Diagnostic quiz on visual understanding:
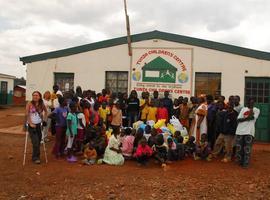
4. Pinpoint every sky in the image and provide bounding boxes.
[0,0,270,78]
